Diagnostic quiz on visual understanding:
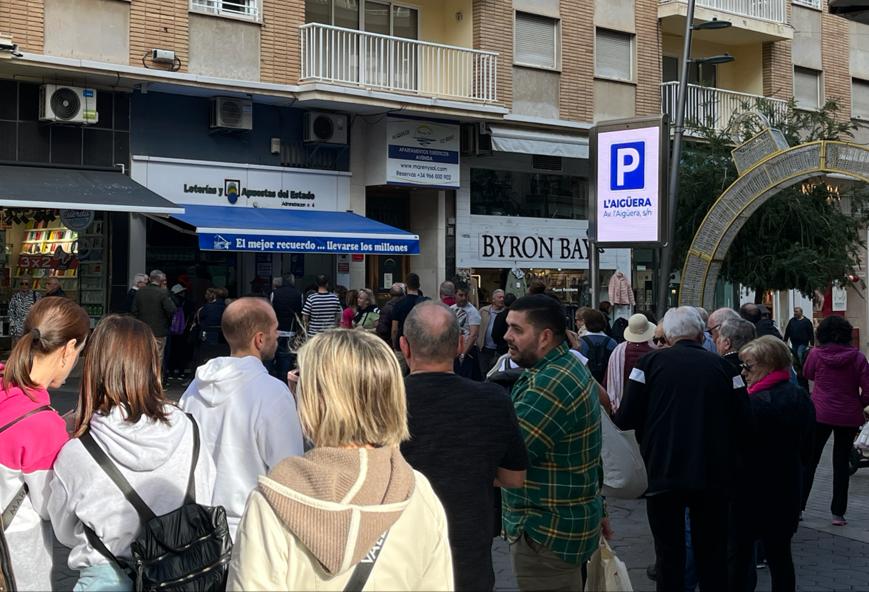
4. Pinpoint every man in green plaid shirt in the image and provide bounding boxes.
[501,294,603,591]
